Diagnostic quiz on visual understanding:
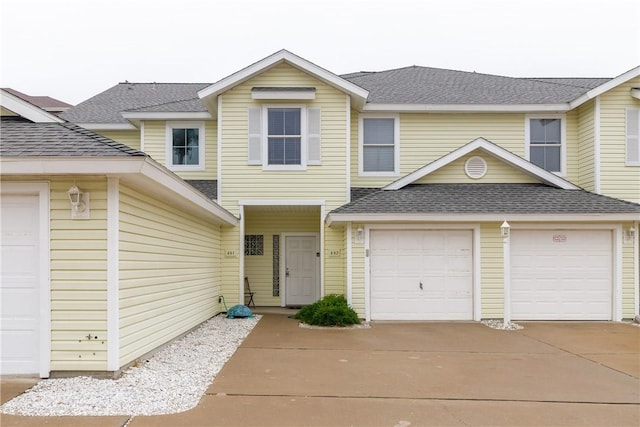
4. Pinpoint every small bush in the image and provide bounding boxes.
[295,294,361,327]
